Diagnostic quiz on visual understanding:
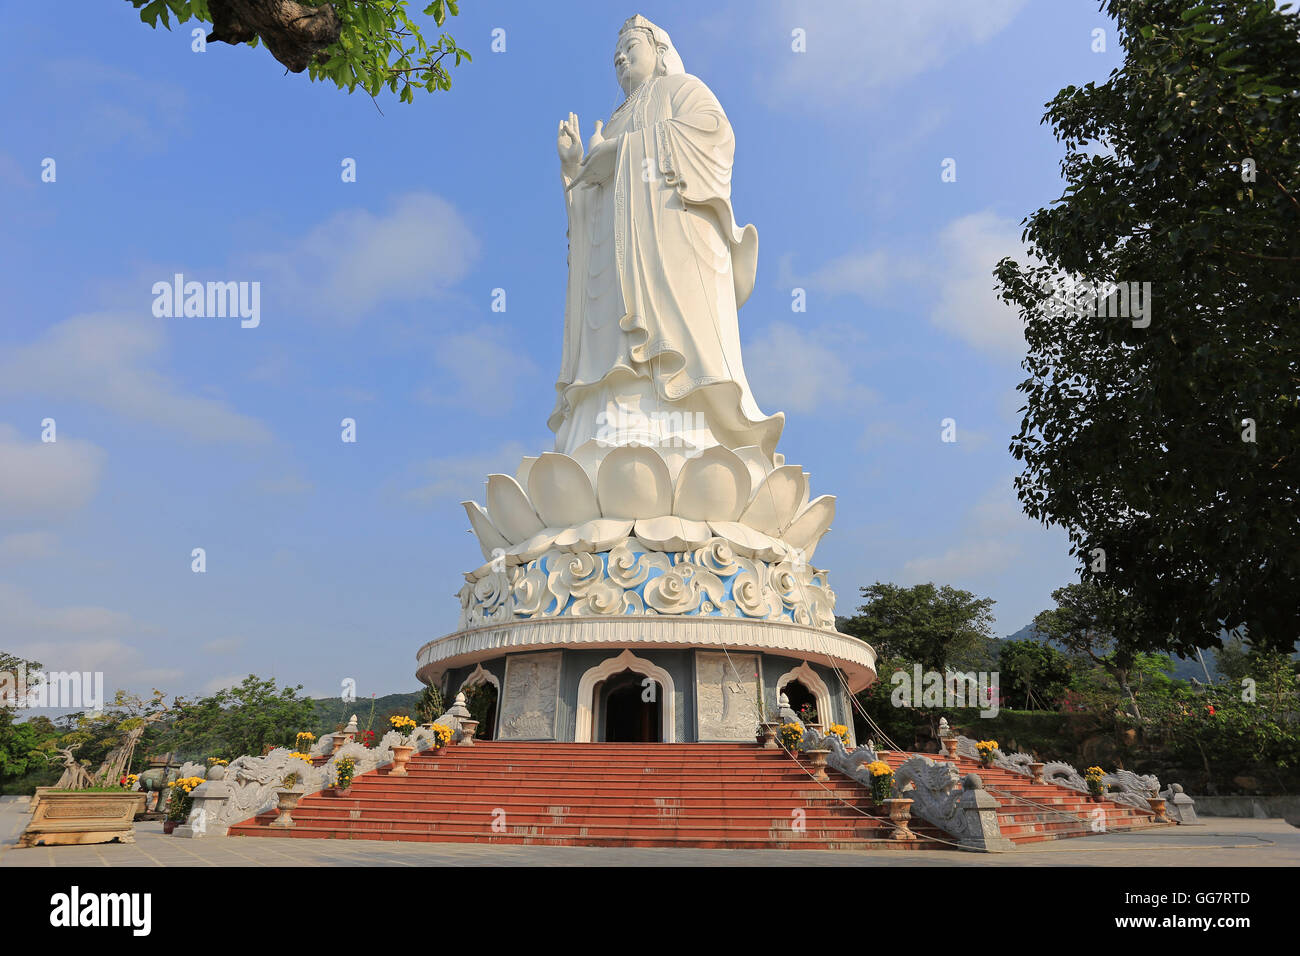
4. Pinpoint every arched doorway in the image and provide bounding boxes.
[776,662,845,742]
[575,649,676,743]
[598,669,663,742]
[783,679,817,723]
[459,663,500,740]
